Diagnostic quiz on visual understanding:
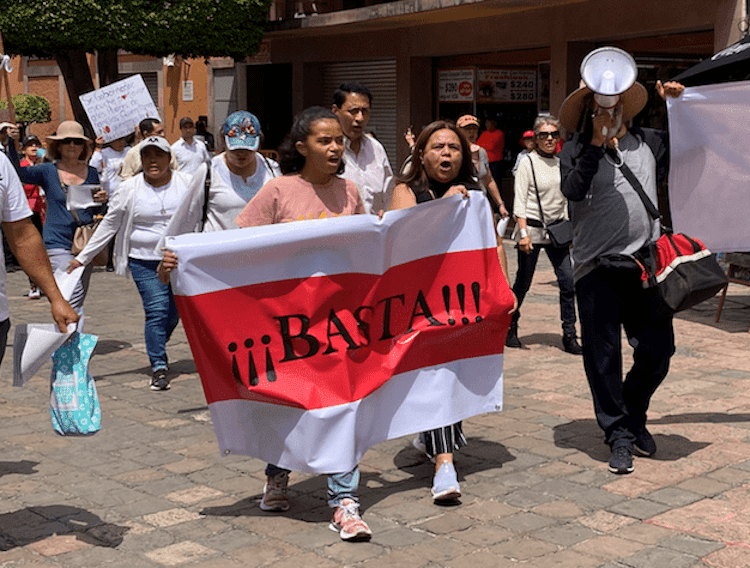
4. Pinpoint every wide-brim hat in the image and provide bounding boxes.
[559,81,648,133]
[47,121,91,143]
